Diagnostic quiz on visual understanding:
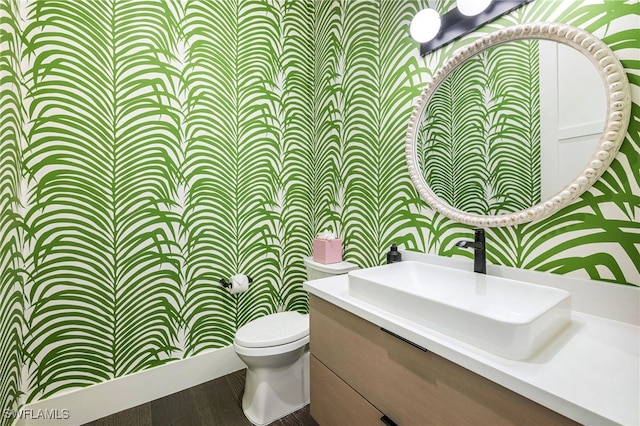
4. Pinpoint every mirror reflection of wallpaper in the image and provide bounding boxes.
[417,40,541,216]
